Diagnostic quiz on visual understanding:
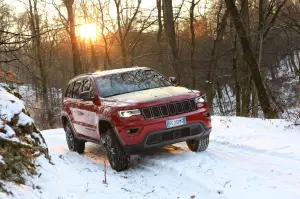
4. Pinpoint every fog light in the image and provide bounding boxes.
[126,128,140,135]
